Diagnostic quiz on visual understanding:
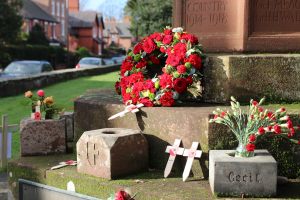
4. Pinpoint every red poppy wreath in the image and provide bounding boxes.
[115,27,206,107]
